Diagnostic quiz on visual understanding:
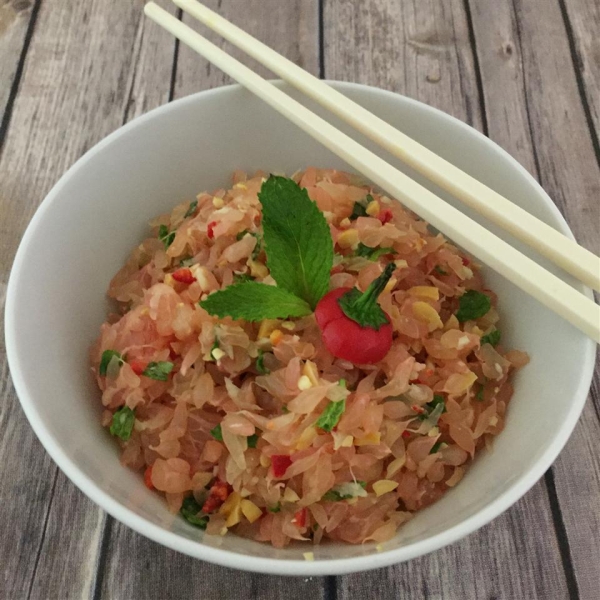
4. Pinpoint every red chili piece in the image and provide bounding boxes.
[144,465,154,490]
[378,208,393,224]
[315,263,395,364]
[411,405,425,414]
[292,508,307,528]
[172,267,196,284]
[462,257,470,266]
[402,430,411,439]
[202,480,231,513]
[271,454,292,478]
[129,359,146,376]
[207,221,217,239]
